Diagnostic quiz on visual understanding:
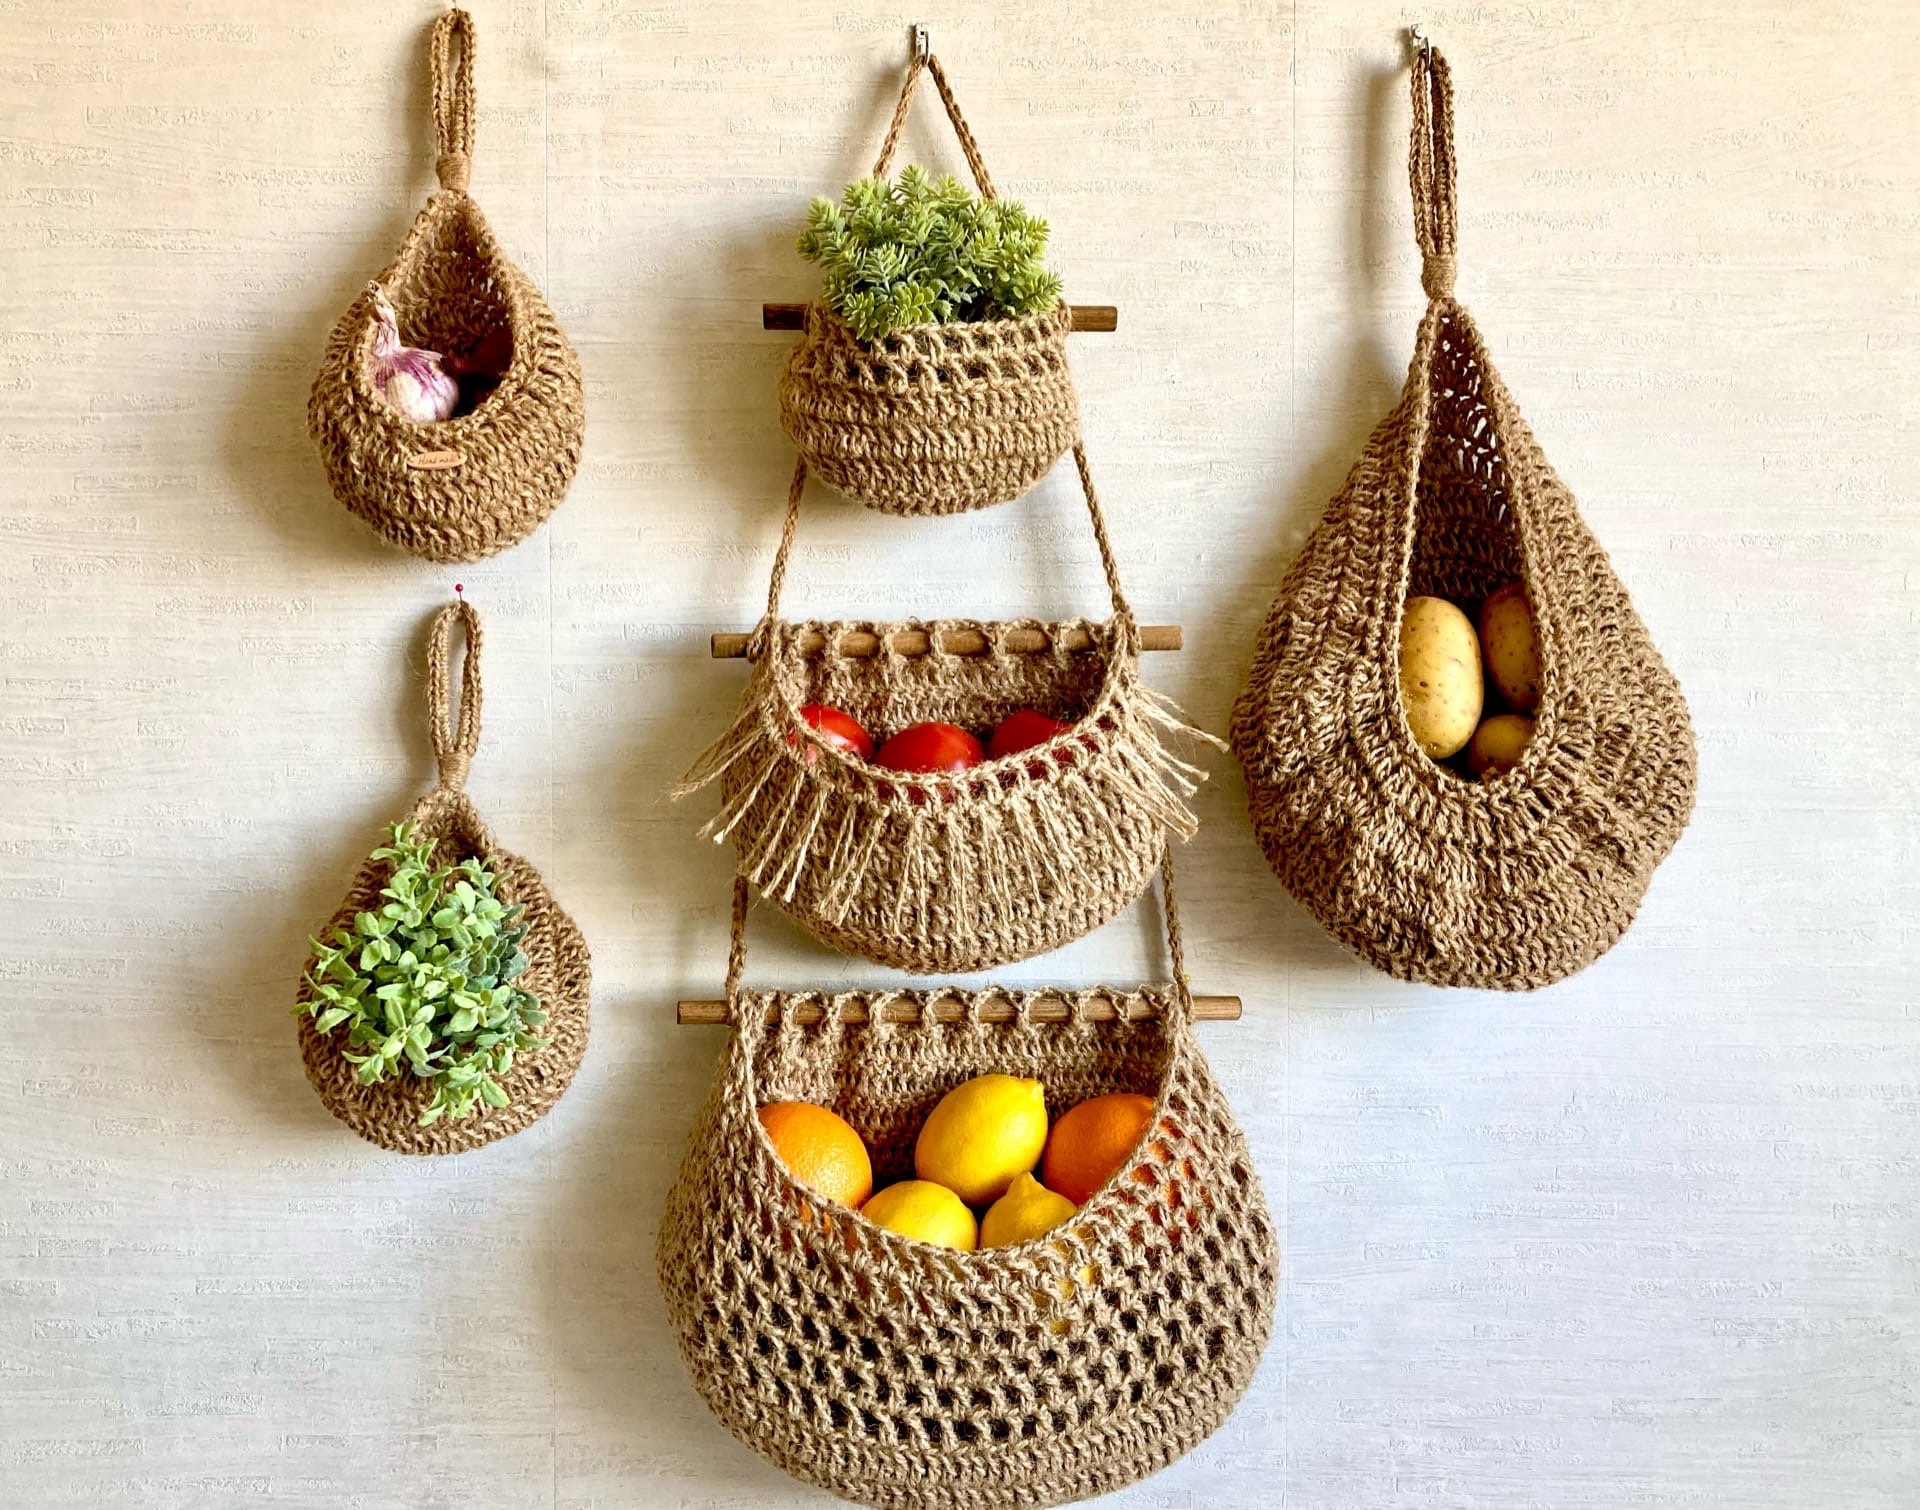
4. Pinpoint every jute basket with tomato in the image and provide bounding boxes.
[1231,41,1696,990]
[676,452,1219,975]
[657,868,1277,1509]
